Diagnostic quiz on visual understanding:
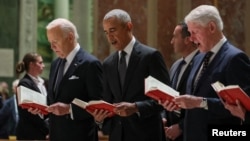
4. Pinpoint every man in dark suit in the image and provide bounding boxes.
[46,18,103,141]
[164,5,250,141]
[161,22,198,141]
[92,9,169,141]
